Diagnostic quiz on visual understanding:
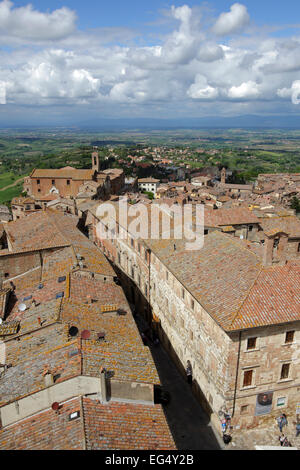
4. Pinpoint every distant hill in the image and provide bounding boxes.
[78,115,300,130]
[1,114,300,130]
